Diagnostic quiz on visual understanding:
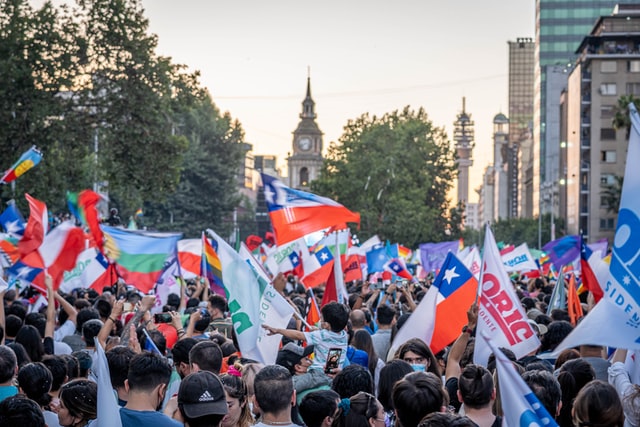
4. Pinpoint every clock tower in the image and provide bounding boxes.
[287,75,323,189]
